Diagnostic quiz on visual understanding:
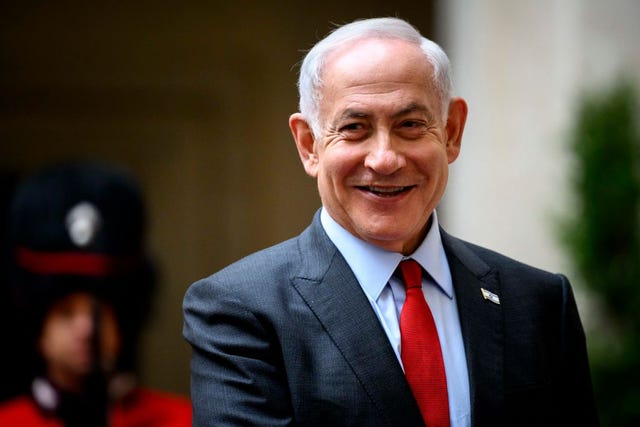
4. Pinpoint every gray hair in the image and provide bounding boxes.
[297,17,454,138]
